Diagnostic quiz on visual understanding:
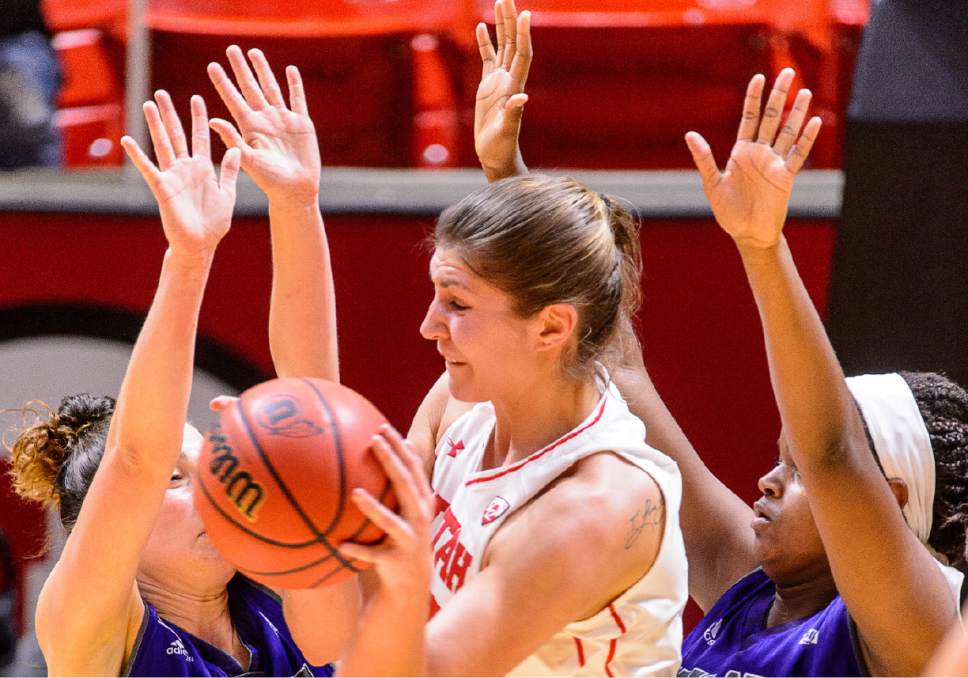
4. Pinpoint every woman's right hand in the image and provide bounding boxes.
[474,0,532,181]
[338,425,434,600]
[121,91,240,258]
[684,69,821,250]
